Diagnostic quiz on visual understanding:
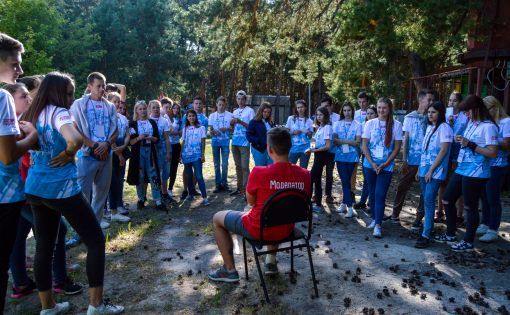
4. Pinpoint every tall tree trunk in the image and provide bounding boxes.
[408,52,427,92]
